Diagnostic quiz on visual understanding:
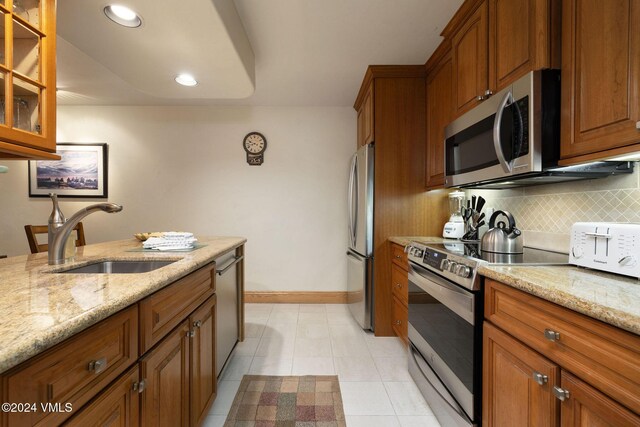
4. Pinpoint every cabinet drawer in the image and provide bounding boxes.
[139,262,215,353]
[2,306,138,427]
[64,366,140,427]
[391,264,408,306]
[485,279,640,413]
[392,295,408,344]
[390,243,408,270]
